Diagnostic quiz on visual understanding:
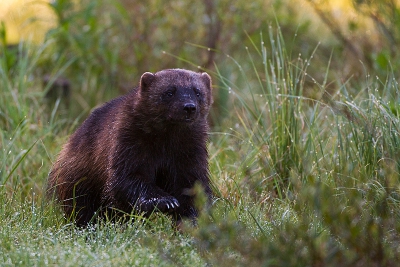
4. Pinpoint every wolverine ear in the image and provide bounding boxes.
[140,72,155,90]
[201,72,213,105]
[200,72,212,91]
